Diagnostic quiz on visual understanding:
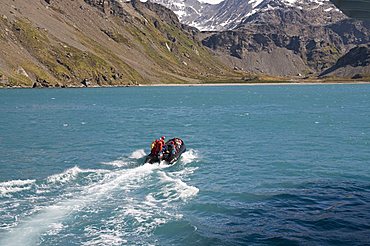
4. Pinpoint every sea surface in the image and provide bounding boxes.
[0,85,370,245]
